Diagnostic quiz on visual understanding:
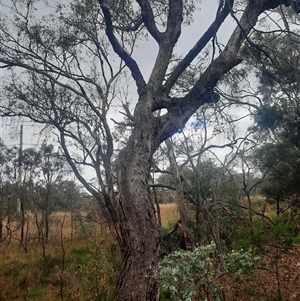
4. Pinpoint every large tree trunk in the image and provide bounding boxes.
[114,103,161,301]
